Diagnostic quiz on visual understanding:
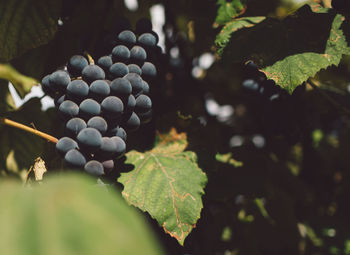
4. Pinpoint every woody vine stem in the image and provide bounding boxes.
[0,117,58,144]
